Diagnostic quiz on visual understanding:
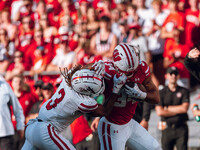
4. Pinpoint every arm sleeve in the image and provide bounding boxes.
[184,54,200,81]
[8,84,25,130]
